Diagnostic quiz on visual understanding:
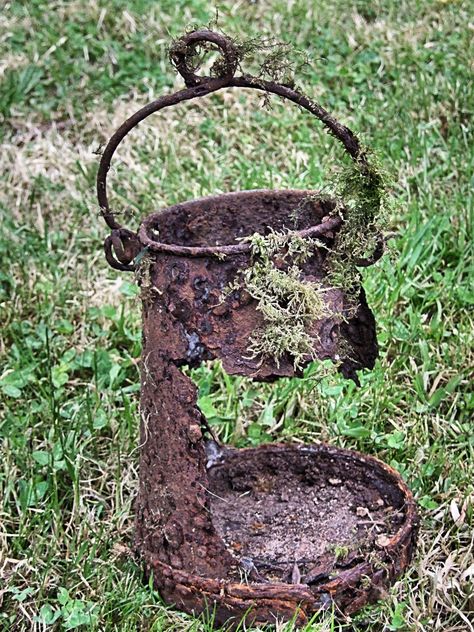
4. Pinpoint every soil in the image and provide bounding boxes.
[208,444,406,585]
